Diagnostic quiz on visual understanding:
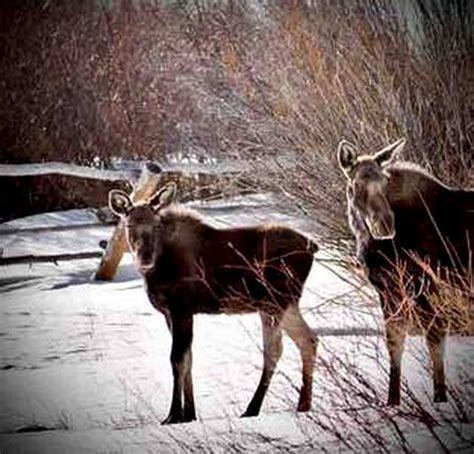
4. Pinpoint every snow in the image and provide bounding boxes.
[0,199,473,453]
